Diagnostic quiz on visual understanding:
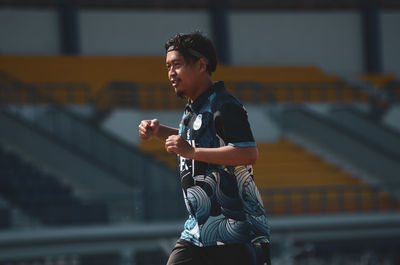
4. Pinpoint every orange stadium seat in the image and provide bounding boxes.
[360,73,397,88]
[138,137,399,215]
[0,56,370,108]
[254,138,399,215]
[139,138,178,168]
